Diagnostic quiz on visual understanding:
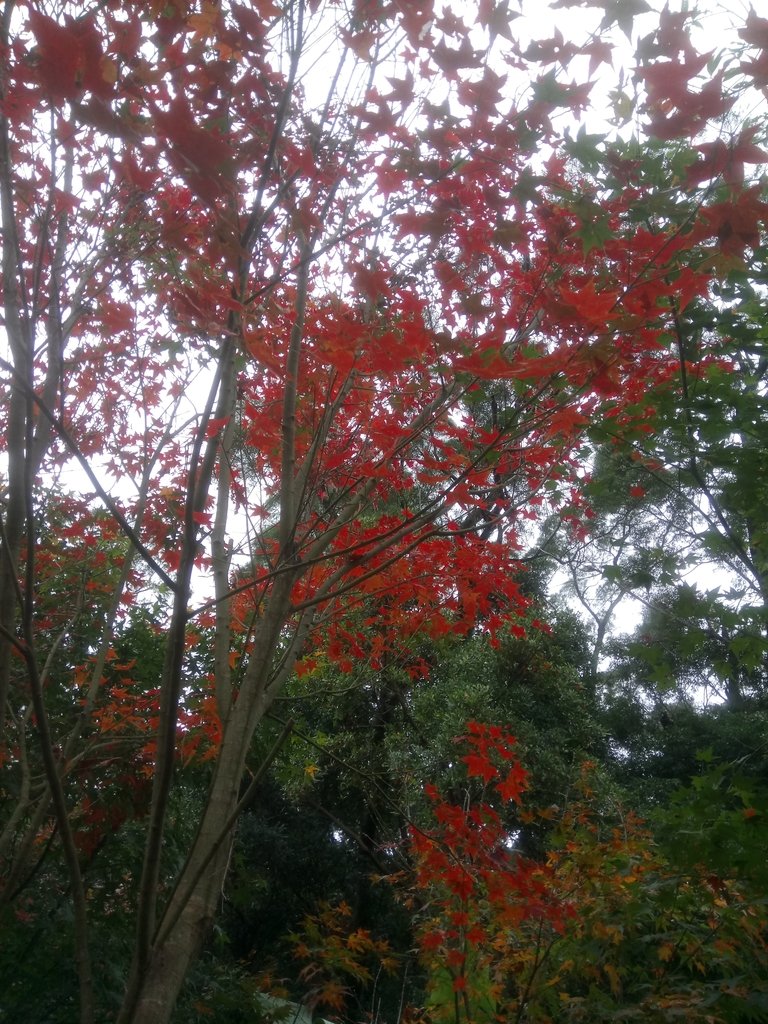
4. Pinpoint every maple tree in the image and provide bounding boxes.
[1,0,767,1021]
